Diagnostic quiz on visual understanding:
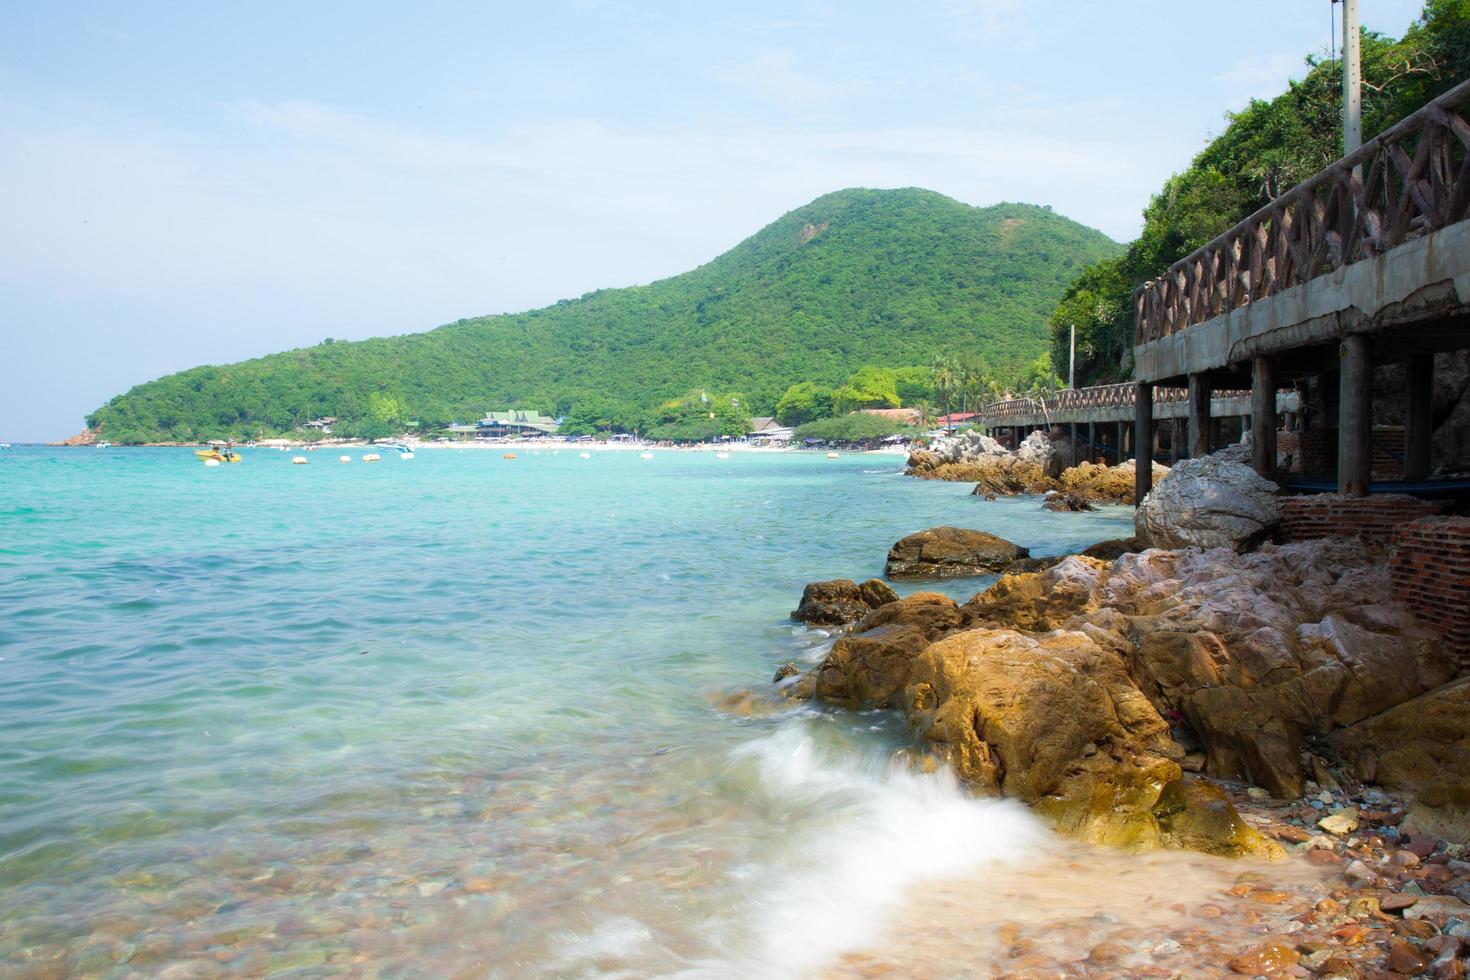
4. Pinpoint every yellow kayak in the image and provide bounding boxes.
[195,449,242,463]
